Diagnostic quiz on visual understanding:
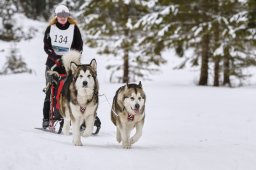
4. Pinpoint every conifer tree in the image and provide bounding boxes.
[0,0,16,41]
[79,0,166,83]
[138,0,255,87]
[18,0,62,20]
